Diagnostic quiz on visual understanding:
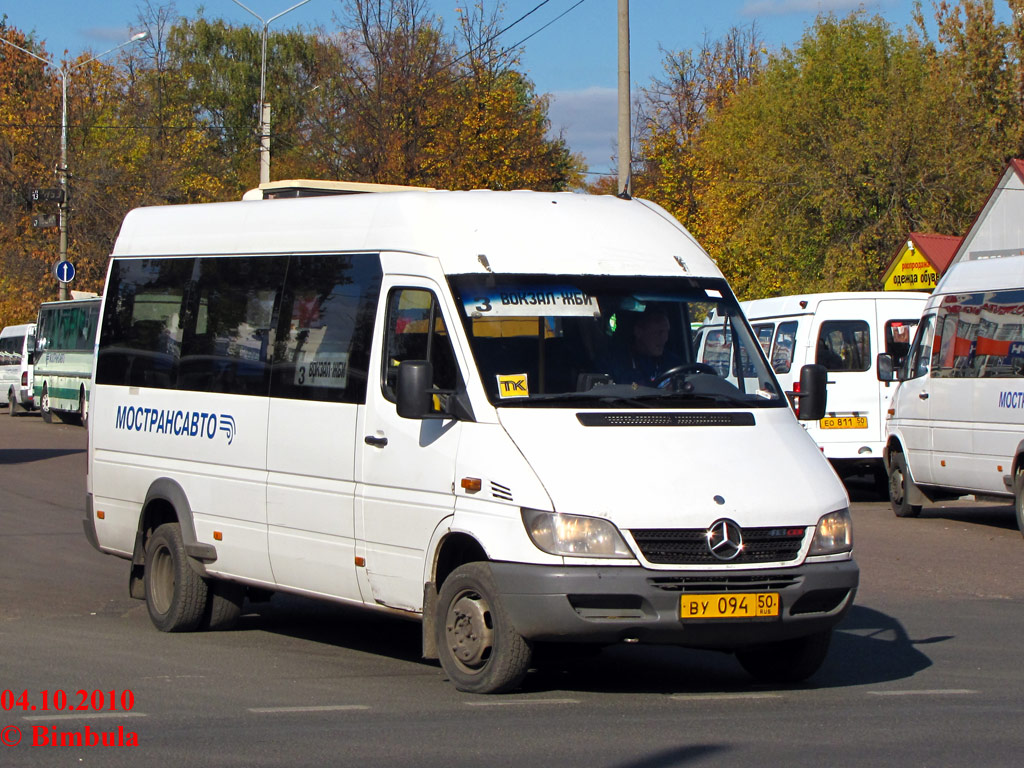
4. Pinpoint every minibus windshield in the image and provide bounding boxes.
[449,274,786,409]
